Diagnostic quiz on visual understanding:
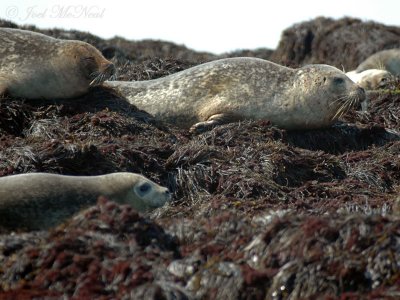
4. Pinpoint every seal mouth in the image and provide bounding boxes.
[330,87,366,120]
[89,63,116,87]
[148,189,172,208]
